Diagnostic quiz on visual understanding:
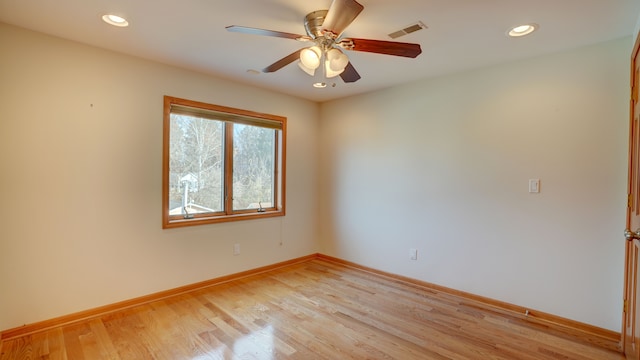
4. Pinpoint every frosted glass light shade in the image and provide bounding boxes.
[300,46,321,69]
[325,60,344,78]
[326,48,349,72]
[298,61,316,76]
